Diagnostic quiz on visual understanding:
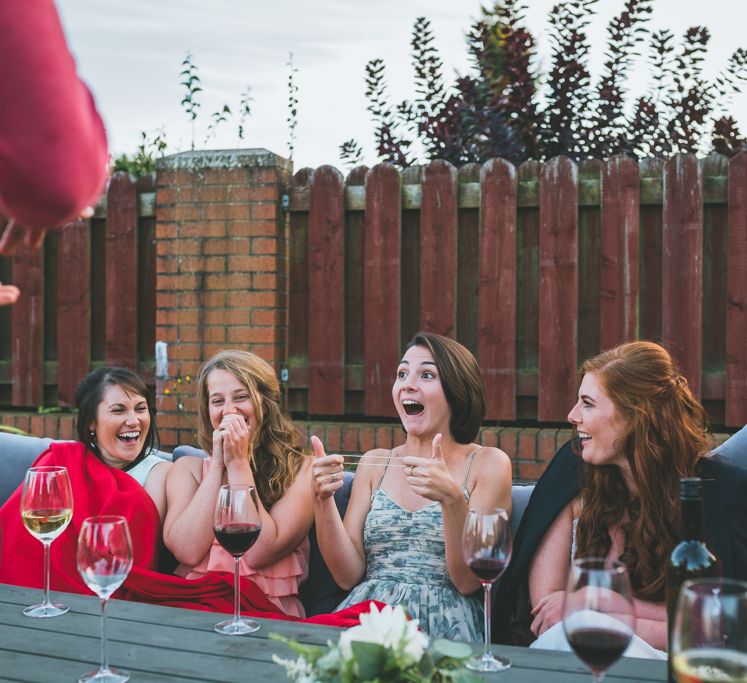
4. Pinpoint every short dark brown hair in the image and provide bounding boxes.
[405,332,486,443]
[74,367,159,466]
